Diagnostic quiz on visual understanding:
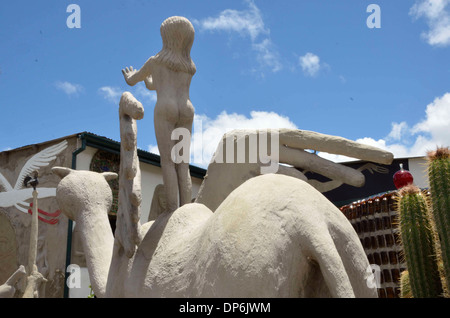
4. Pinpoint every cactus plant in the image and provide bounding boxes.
[400,270,412,298]
[427,147,450,291]
[397,185,443,297]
